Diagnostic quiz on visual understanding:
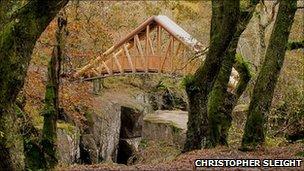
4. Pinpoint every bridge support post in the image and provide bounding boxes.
[93,78,104,94]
